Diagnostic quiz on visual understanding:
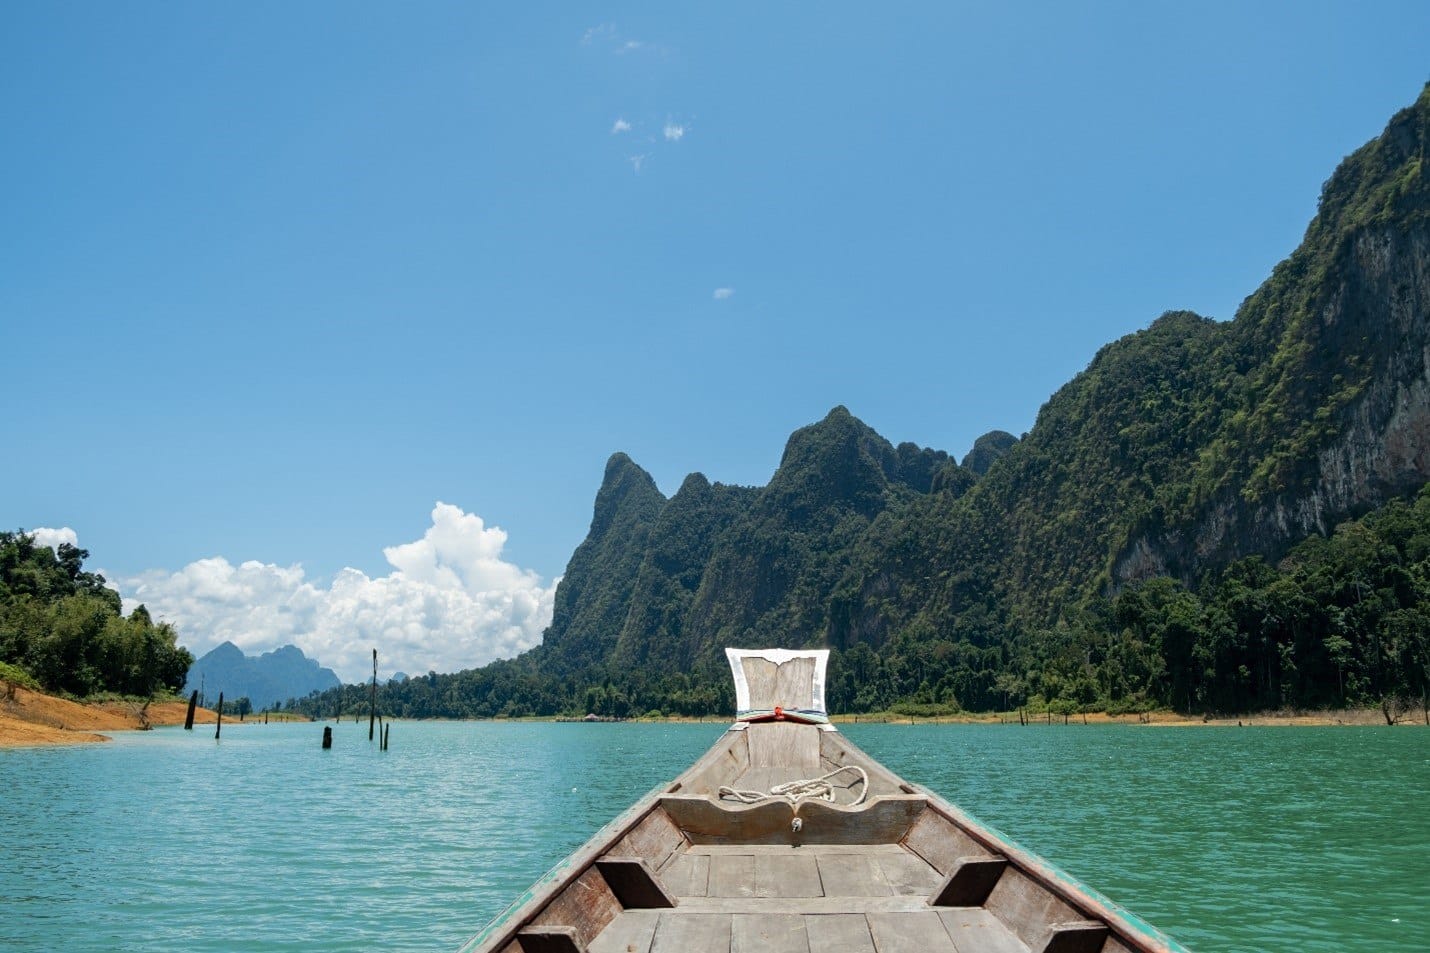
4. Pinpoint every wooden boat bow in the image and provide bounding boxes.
[458,650,1191,953]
